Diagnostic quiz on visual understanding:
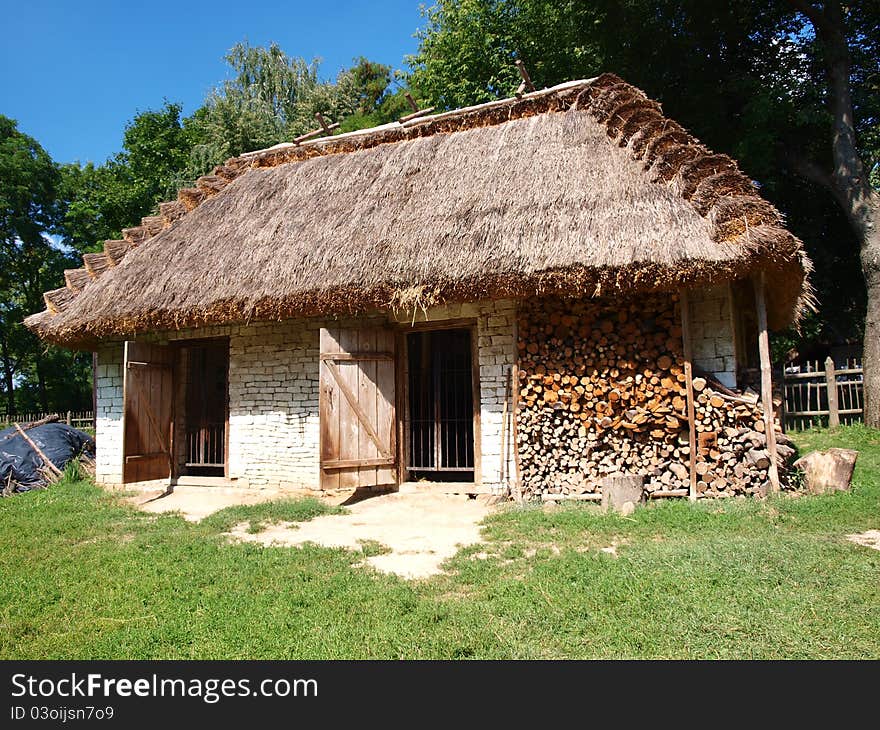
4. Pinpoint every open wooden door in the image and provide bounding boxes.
[123,341,174,483]
[319,327,396,491]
